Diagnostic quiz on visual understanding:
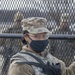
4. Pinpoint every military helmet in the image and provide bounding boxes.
[14,11,24,22]
[21,17,50,34]
[60,13,69,22]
